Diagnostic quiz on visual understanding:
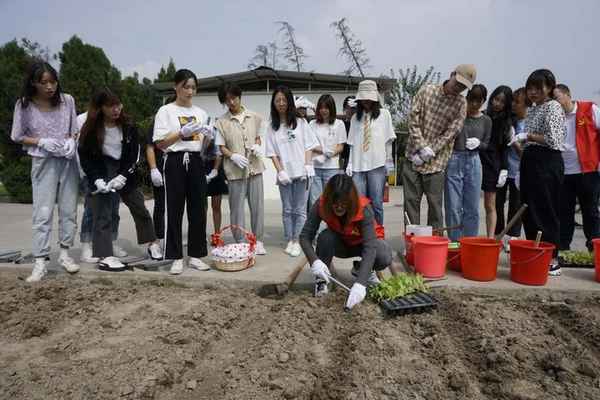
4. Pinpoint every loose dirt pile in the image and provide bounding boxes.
[1,274,600,400]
